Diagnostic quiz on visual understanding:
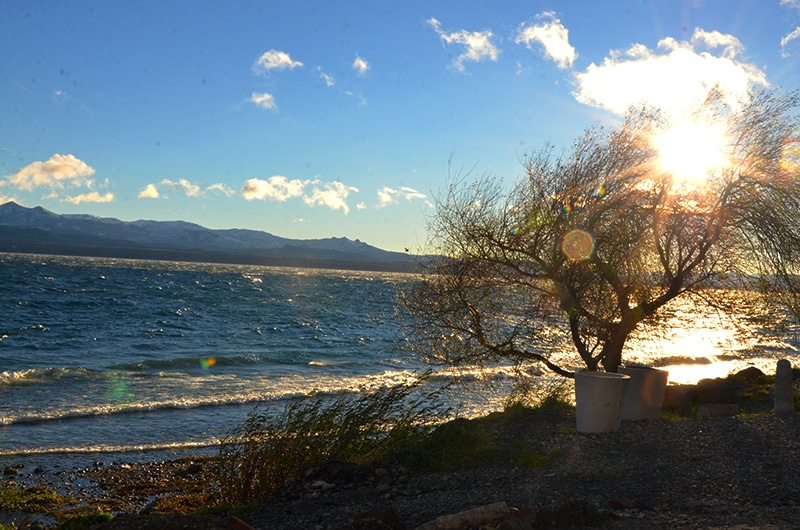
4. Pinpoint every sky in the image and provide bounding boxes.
[1,1,799,252]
